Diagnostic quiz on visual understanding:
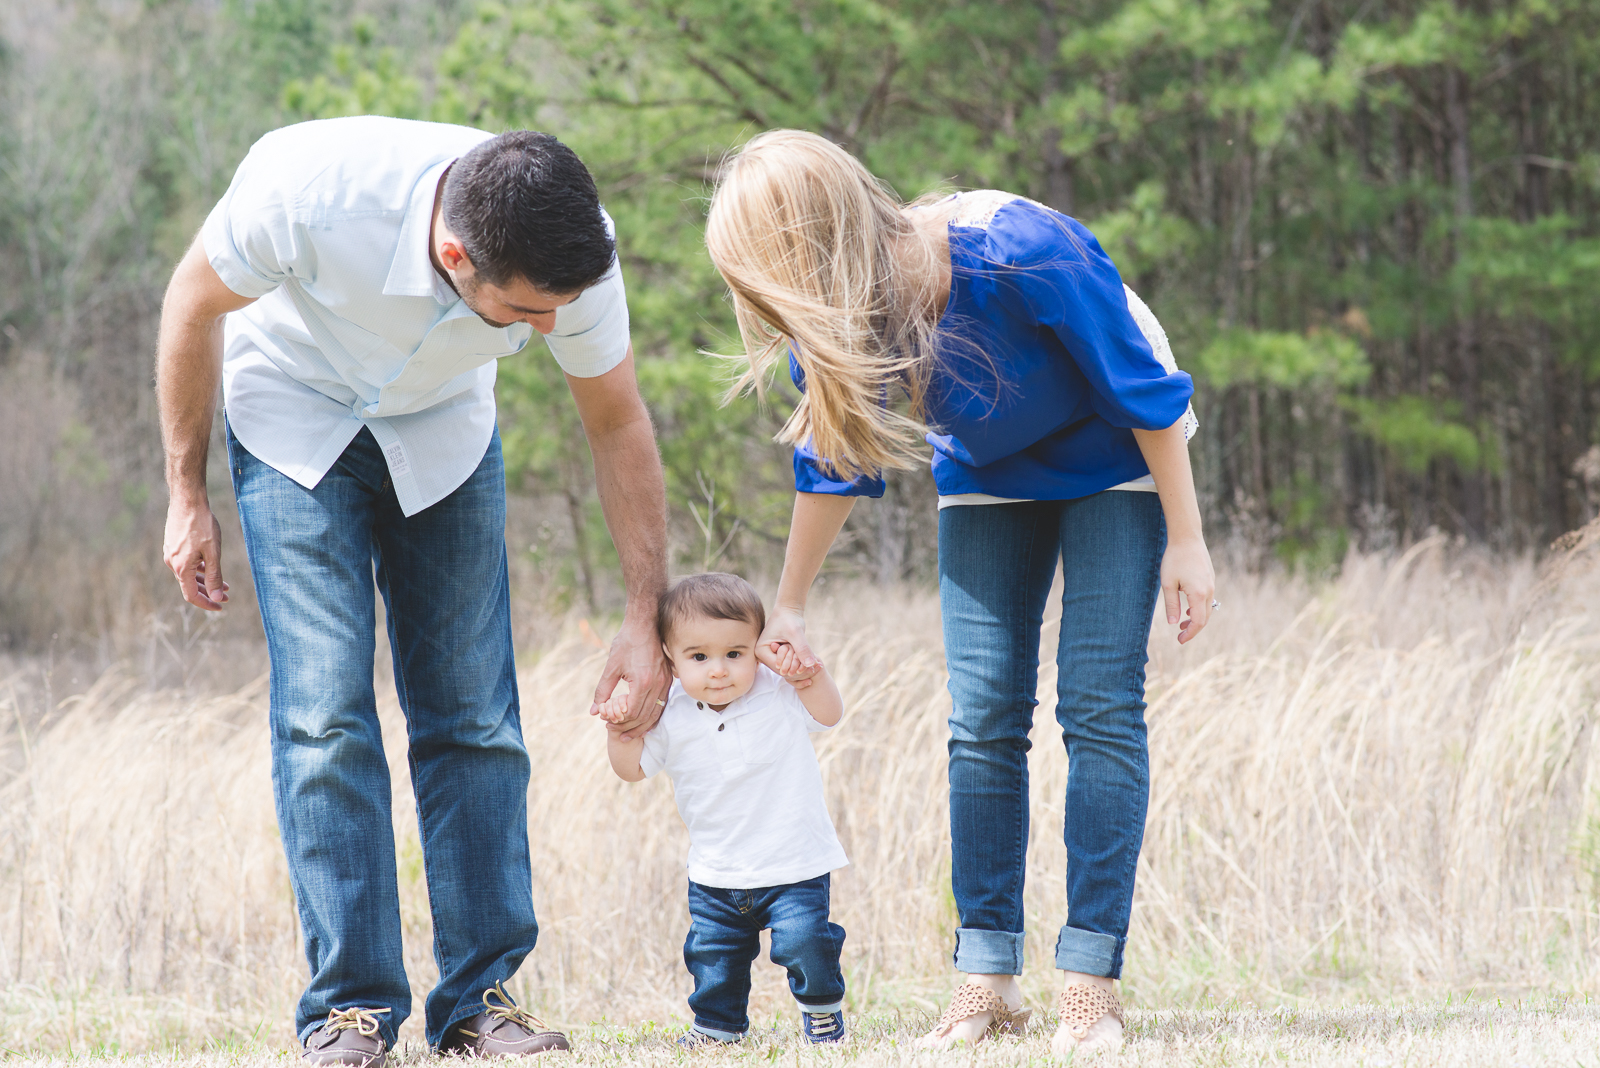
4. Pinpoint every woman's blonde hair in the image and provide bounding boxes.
[705,129,946,480]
